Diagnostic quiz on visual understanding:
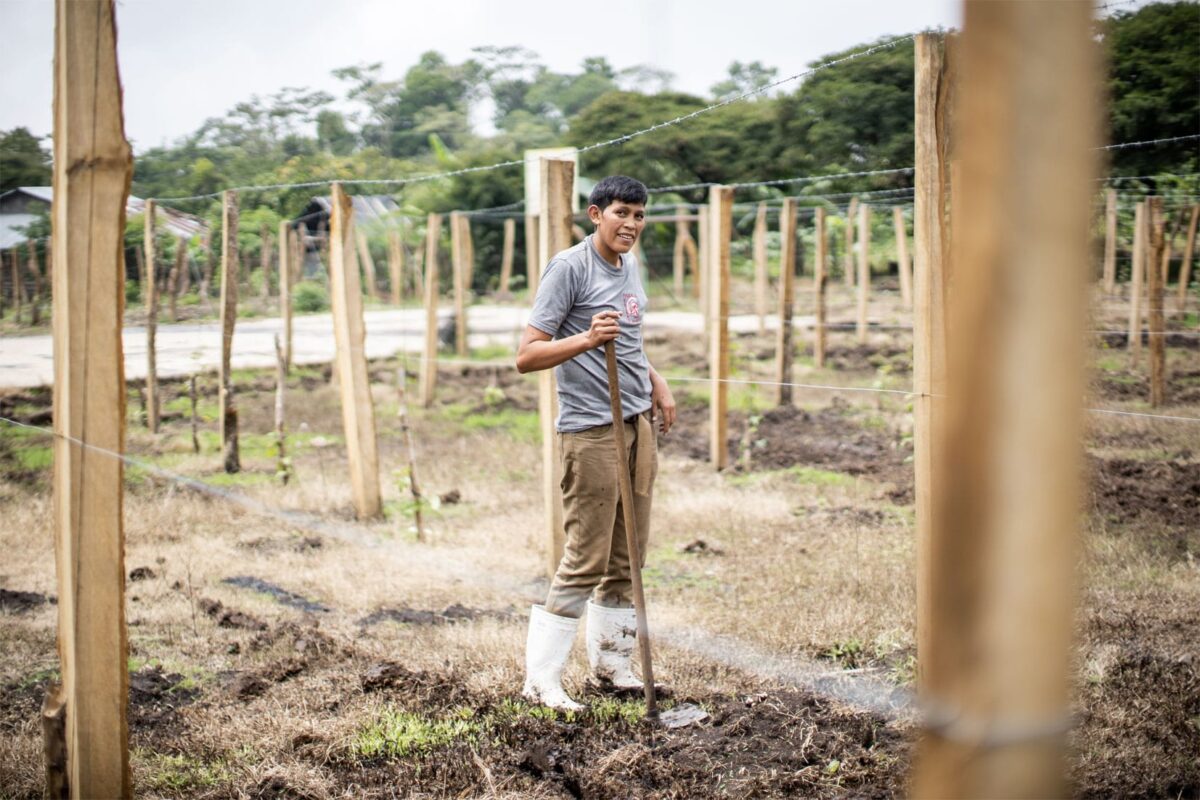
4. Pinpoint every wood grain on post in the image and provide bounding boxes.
[1128,201,1145,360]
[328,183,382,519]
[913,3,1097,795]
[1148,197,1166,407]
[538,157,573,576]
[913,31,954,696]
[525,214,540,295]
[278,221,292,372]
[419,214,441,407]
[143,200,159,432]
[1178,204,1199,311]
[50,0,133,793]
[218,190,240,473]
[894,206,913,308]
[814,207,828,367]
[499,217,515,295]
[1103,188,1118,294]
[450,212,468,357]
[856,202,872,343]
[754,202,769,333]
[709,186,733,470]
[844,197,859,288]
[774,198,797,404]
